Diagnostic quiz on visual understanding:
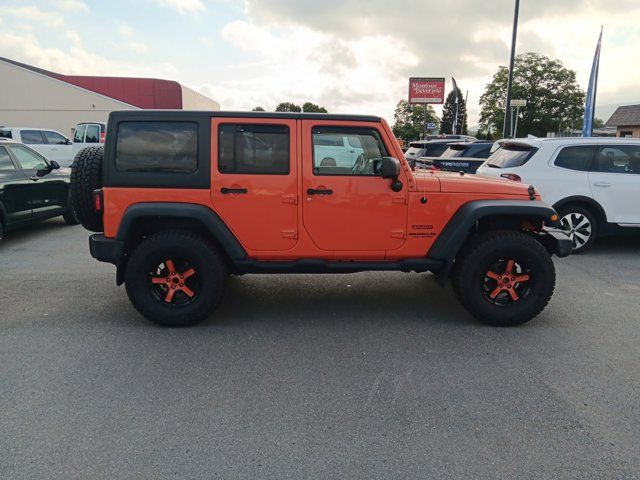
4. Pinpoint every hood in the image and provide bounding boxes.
[434,171,534,196]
